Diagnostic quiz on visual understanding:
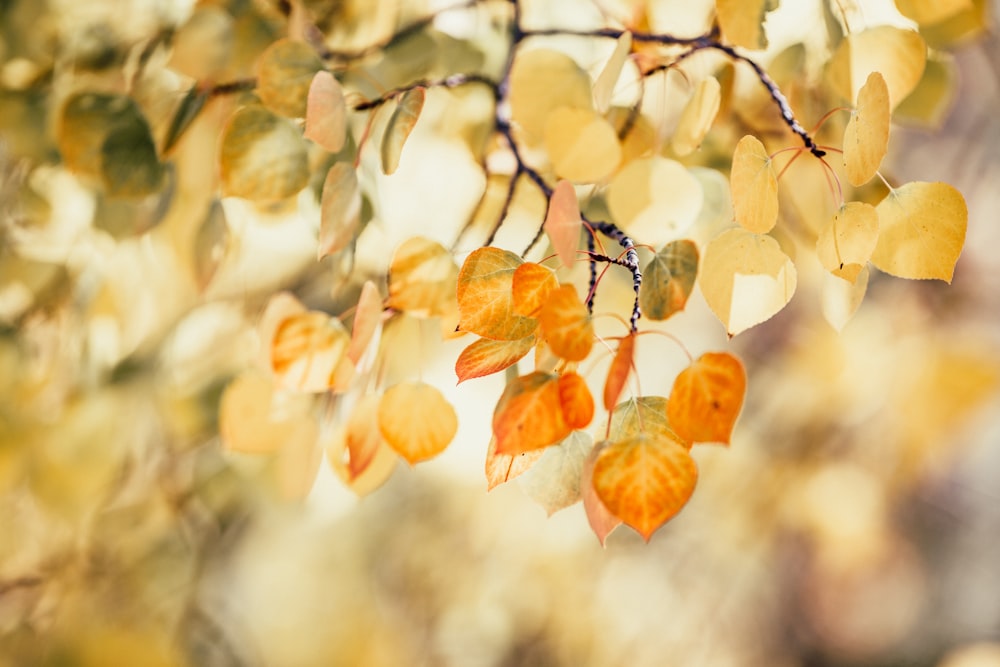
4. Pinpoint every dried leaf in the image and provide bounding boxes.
[512,262,559,317]
[672,76,722,156]
[843,72,890,187]
[537,284,594,362]
[457,247,538,340]
[827,26,926,109]
[318,162,361,258]
[639,240,699,320]
[519,431,593,515]
[607,156,703,246]
[485,437,543,490]
[304,70,347,153]
[387,237,459,317]
[667,352,746,445]
[544,107,621,184]
[730,134,778,234]
[347,280,383,365]
[715,0,780,50]
[256,38,323,118]
[582,440,621,545]
[381,87,425,175]
[816,201,879,282]
[493,372,570,455]
[220,105,309,201]
[870,181,967,282]
[603,334,636,411]
[558,371,595,430]
[508,49,593,144]
[593,31,632,113]
[378,382,457,463]
[455,335,535,383]
[544,180,582,268]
